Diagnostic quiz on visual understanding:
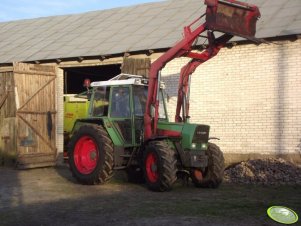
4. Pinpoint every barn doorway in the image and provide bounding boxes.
[64,64,121,94]
[62,64,121,156]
